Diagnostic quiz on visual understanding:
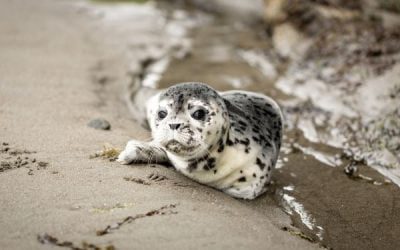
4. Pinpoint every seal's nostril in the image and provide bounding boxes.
[169,123,182,130]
